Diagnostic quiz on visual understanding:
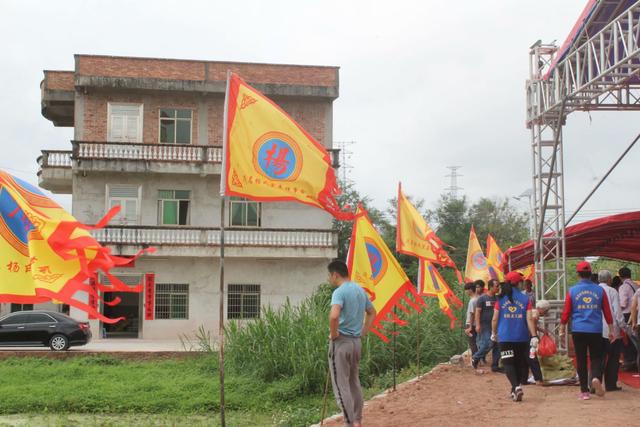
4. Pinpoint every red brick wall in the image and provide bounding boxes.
[82,91,330,146]
[83,92,200,143]
[76,55,338,88]
[45,71,74,91]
